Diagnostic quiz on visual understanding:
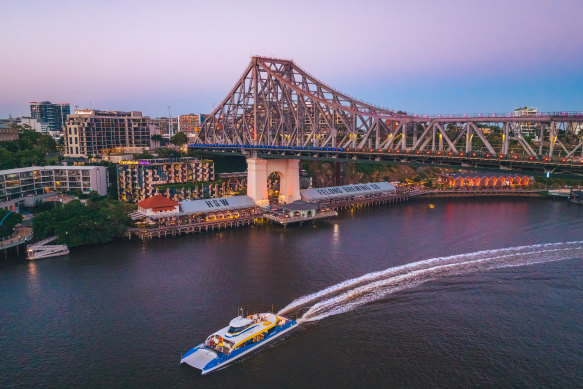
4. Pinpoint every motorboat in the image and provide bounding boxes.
[180,311,297,375]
